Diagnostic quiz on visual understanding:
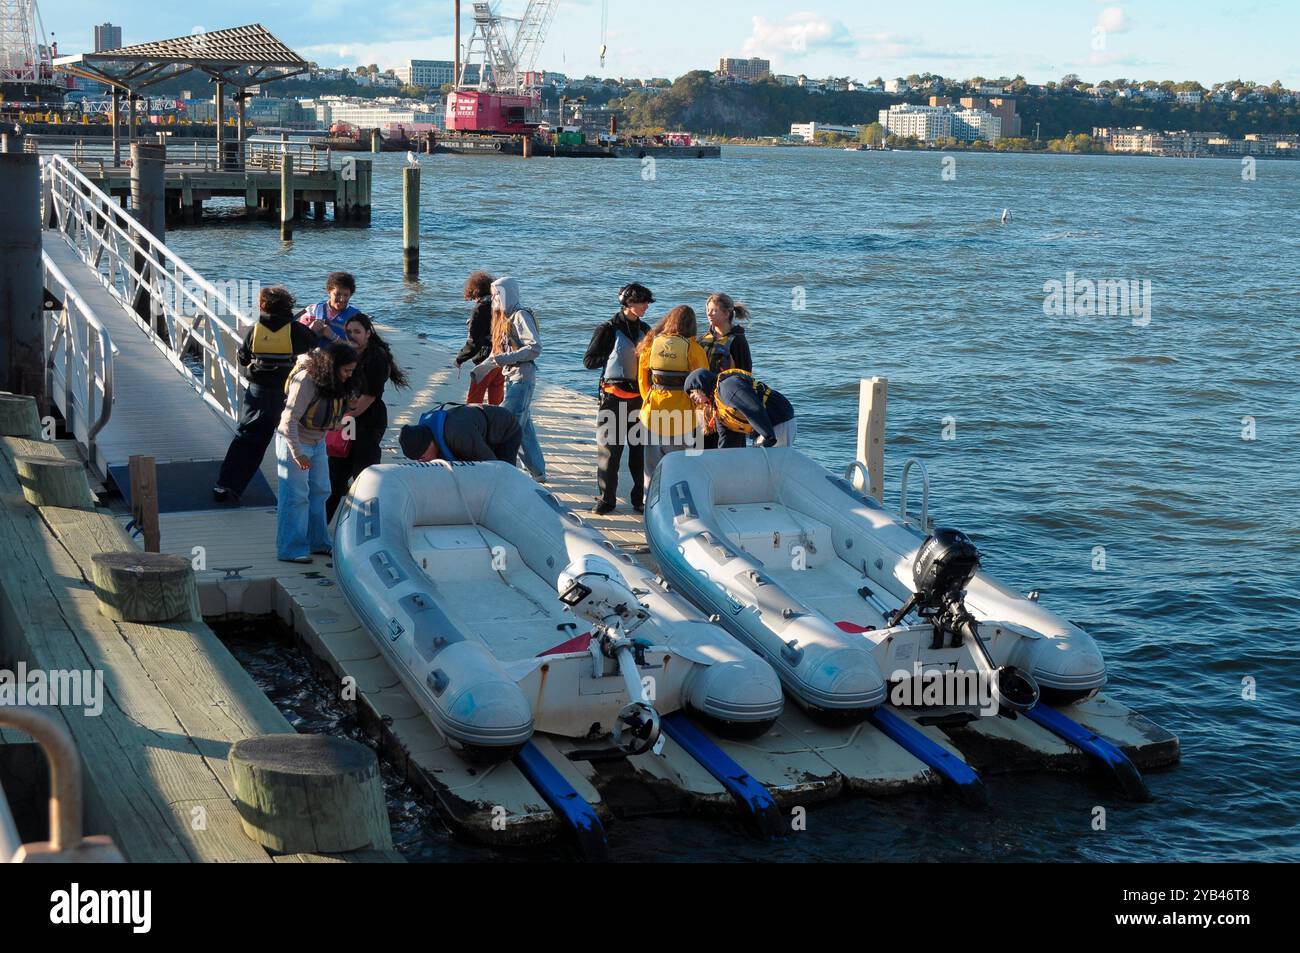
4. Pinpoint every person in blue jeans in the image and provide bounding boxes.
[275,342,357,563]
[470,276,547,481]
